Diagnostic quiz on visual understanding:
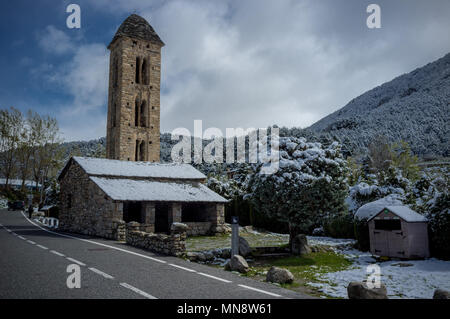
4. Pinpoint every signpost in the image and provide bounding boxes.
[231,216,239,257]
